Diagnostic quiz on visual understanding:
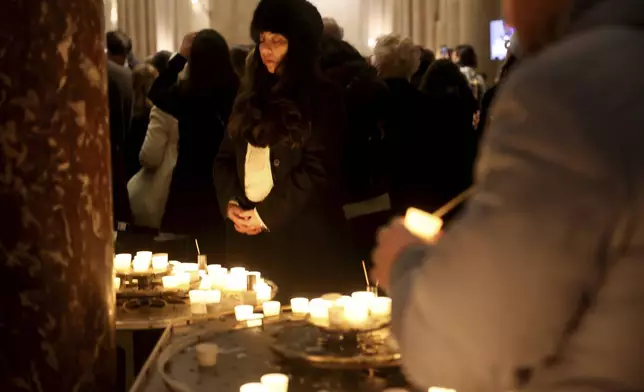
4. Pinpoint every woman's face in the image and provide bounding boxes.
[259,32,289,74]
